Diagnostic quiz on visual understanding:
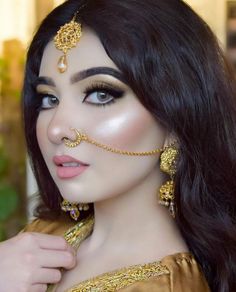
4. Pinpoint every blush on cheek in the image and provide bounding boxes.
[91,107,160,150]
